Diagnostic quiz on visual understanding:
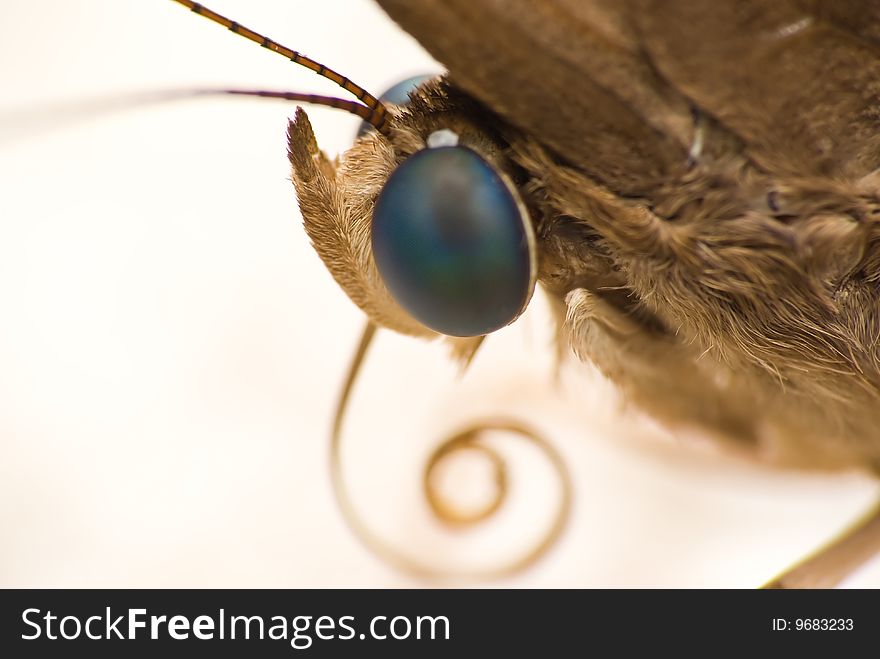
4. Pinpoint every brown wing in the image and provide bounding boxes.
[376,0,880,186]
[636,0,880,180]
[375,0,693,195]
